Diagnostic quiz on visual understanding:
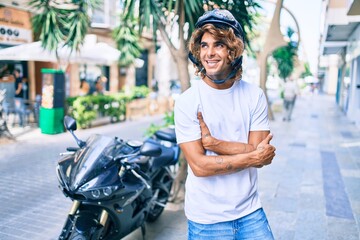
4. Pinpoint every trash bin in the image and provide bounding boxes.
[39,69,65,134]
[40,107,64,134]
